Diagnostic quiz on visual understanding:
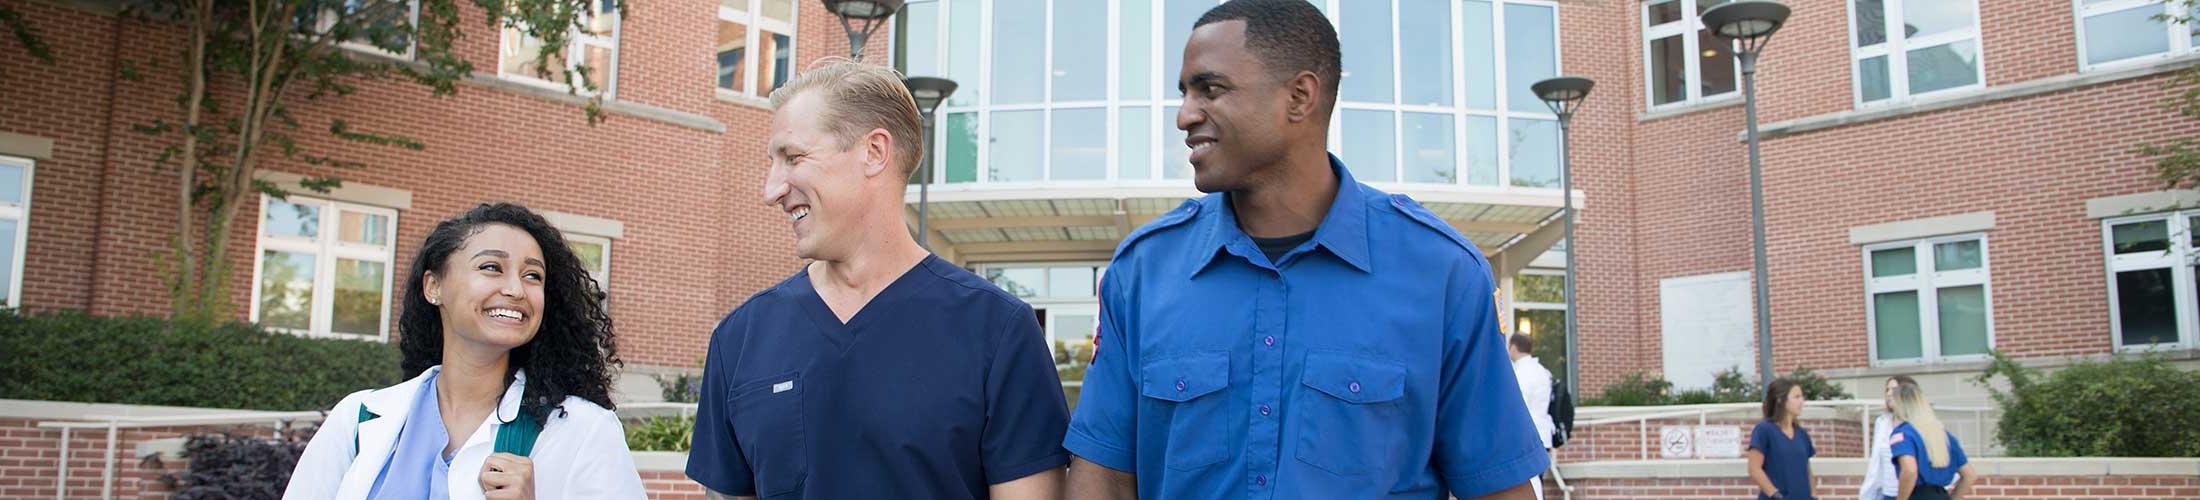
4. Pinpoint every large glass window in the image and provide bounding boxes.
[253,195,398,339]
[0,157,32,309]
[717,0,795,98]
[1511,270,1568,384]
[1849,0,1982,106]
[500,0,620,95]
[2105,212,2200,350]
[2076,0,2200,70]
[894,0,1564,189]
[1643,0,1737,108]
[1866,235,1992,364]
